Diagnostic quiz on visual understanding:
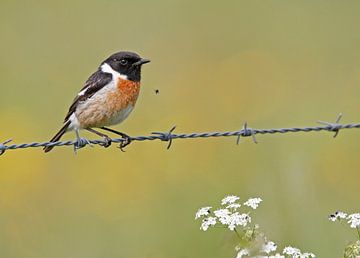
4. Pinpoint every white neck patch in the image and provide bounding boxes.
[101,63,128,80]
